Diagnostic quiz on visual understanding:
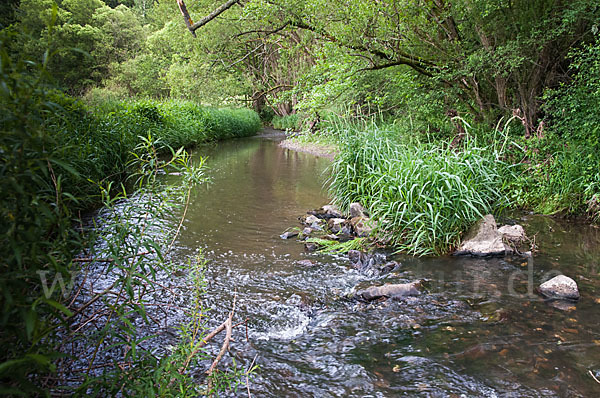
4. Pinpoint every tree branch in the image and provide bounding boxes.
[287,19,437,76]
[178,0,241,37]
